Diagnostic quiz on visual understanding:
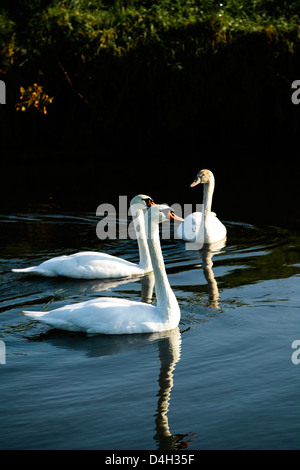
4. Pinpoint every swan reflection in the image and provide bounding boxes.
[76,270,155,304]
[201,240,226,309]
[23,245,195,448]
[185,239,226,309]
[26,327,195,449]
[201,247,220,308]
[154,328,196,449]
